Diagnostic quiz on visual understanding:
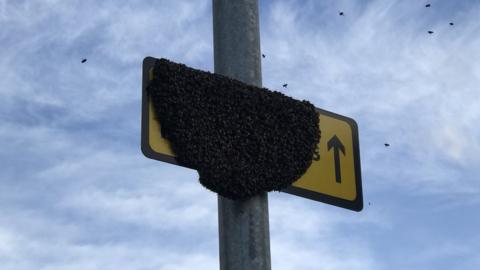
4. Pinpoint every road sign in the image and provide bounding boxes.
[141,57,363,211]
[282,109,363,211]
